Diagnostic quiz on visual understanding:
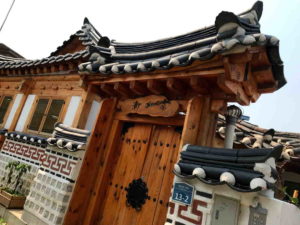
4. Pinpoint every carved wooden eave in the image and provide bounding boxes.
[86,45,278,107]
